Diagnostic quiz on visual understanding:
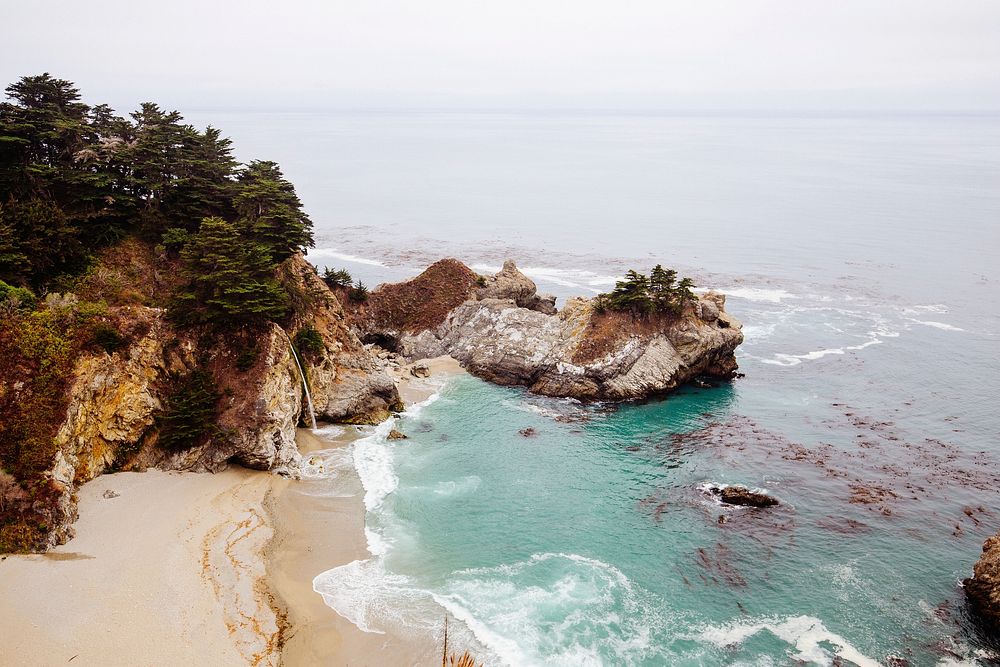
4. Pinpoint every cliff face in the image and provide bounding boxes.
[965,533,1000,631]
[5,253,400,551]
[285,256,402,424]
[352,260,743,401]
